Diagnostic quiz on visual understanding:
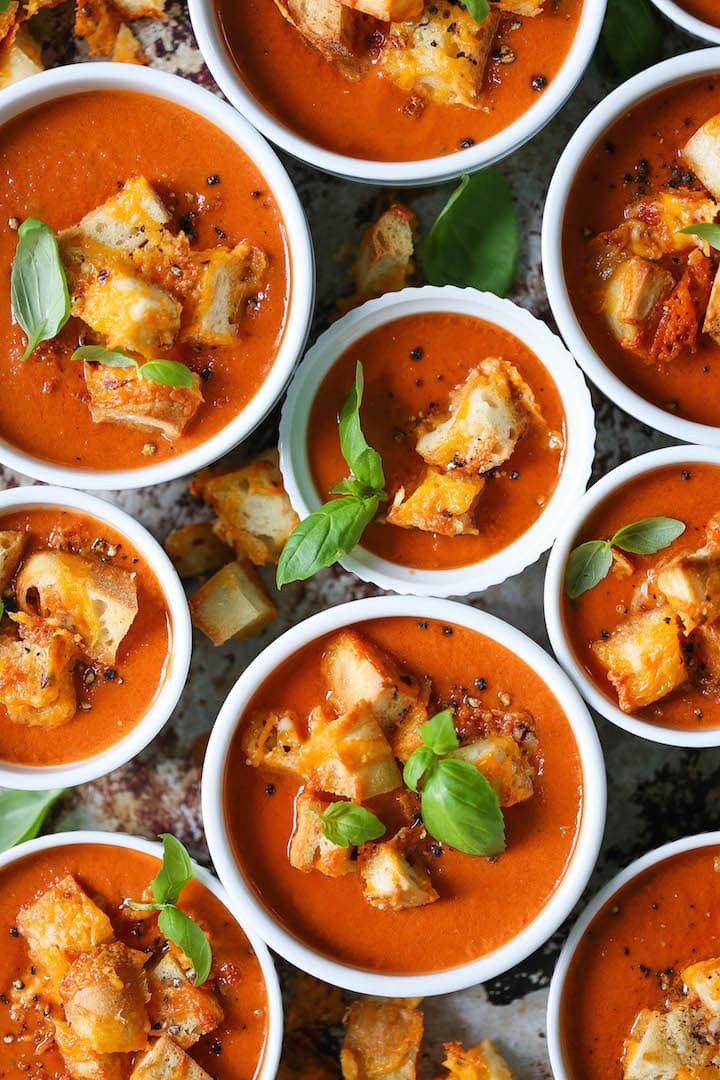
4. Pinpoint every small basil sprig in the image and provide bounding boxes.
[277,362,386,587]
[72,345,194,388]
[314,802,385,847]
[463,0,489,22]
[126,834,212,986]
[11,218,71,362]
[678,223,720,251]
[0,789,65,853]
[565,516,685,599]
[600,0,662,80]
[403,710,505,857]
